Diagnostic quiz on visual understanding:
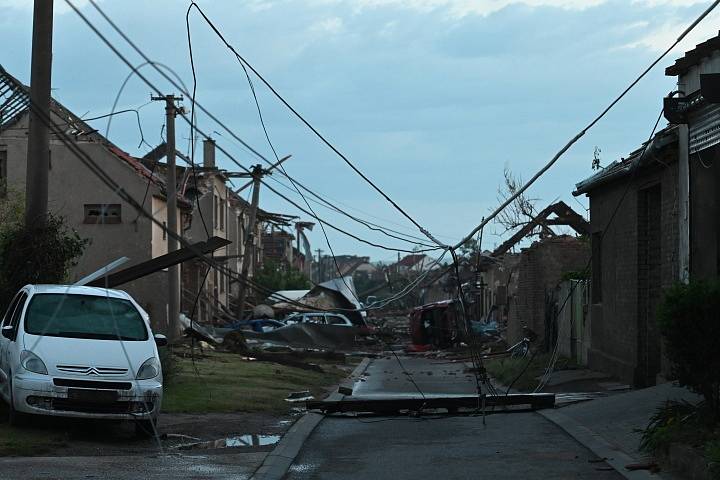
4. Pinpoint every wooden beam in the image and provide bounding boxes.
[491,201,589,257]
[87,236,231,288]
